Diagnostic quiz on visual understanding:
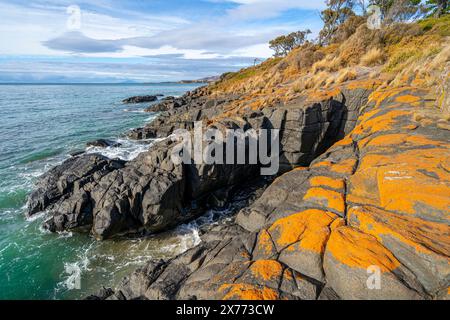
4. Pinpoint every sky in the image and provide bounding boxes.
[0,0,326,83]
